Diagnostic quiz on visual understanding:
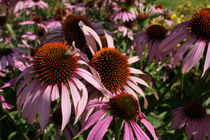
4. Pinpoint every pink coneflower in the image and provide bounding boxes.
[78,92,157,140]
[0,47,26,71]
[27,0,48,9]
[20,16,47,32]
[79,22,159,108]
[159,8,210,76]
[14,0,30,13]
[46,8,67,30]
[16,42,105,130]
[135,24,169,62]
[171,101,210,140]
[112,3,136,22]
